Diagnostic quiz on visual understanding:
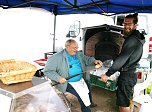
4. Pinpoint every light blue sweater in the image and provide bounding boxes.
[43,49,95,92]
